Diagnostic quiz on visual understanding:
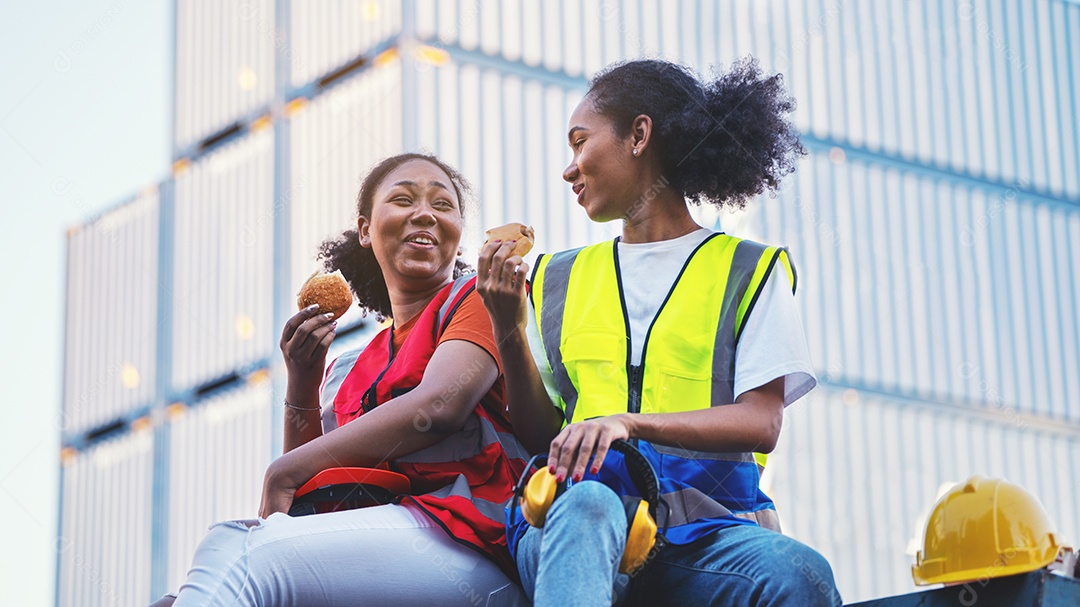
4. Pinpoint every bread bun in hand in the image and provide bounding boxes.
[483,223,535,258]
[297,270,353,320]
